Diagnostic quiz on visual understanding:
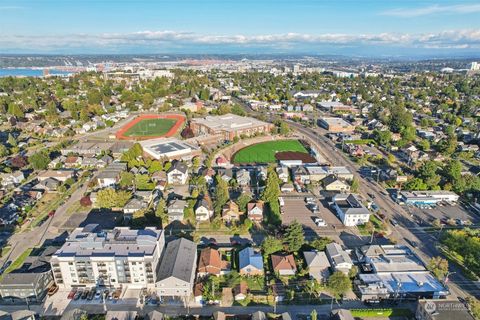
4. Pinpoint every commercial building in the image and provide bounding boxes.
[399,191,459,205]
[50,224,165,290]
[356,245,449,302]
[317,101,358,114]
[190,114,273,141]
[141,138,201,161]
[332,193,371,226]
[318,117,355,133]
